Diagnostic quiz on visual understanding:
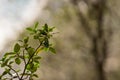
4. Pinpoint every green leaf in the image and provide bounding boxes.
[29,78,33,80]
[33,56,41,63]
[26,27,33,32]
[32,74,38,78]
[24,43,28,48]
[44,38,49,48]
[0,75,2,79]
[2,70,8,76]
[1,63,6,67]
[24,37,29,43]
[34,56,42,60]
[49,47,56,54]
[27,47,34,53]
[27,47,35,58]
[40,30,47,35]
[34,22,39,29]
[33,35,39,39]
[1,58,11,67]
[9,55,16,60]
[18,40,23,42]
[9,61,14,65]
[1,56,6,62]
[15,58,21,65]
[27,47,35,56]
[26,63,34,71]
[14,43,20,52]
[34,62,40,68]
[4,52,16,57]
[44,47,49,52]
[1,68,10,76]
[48,27,55,32]
[26,64,31,71]
[26,62,39,73]
[44,24,48,32]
